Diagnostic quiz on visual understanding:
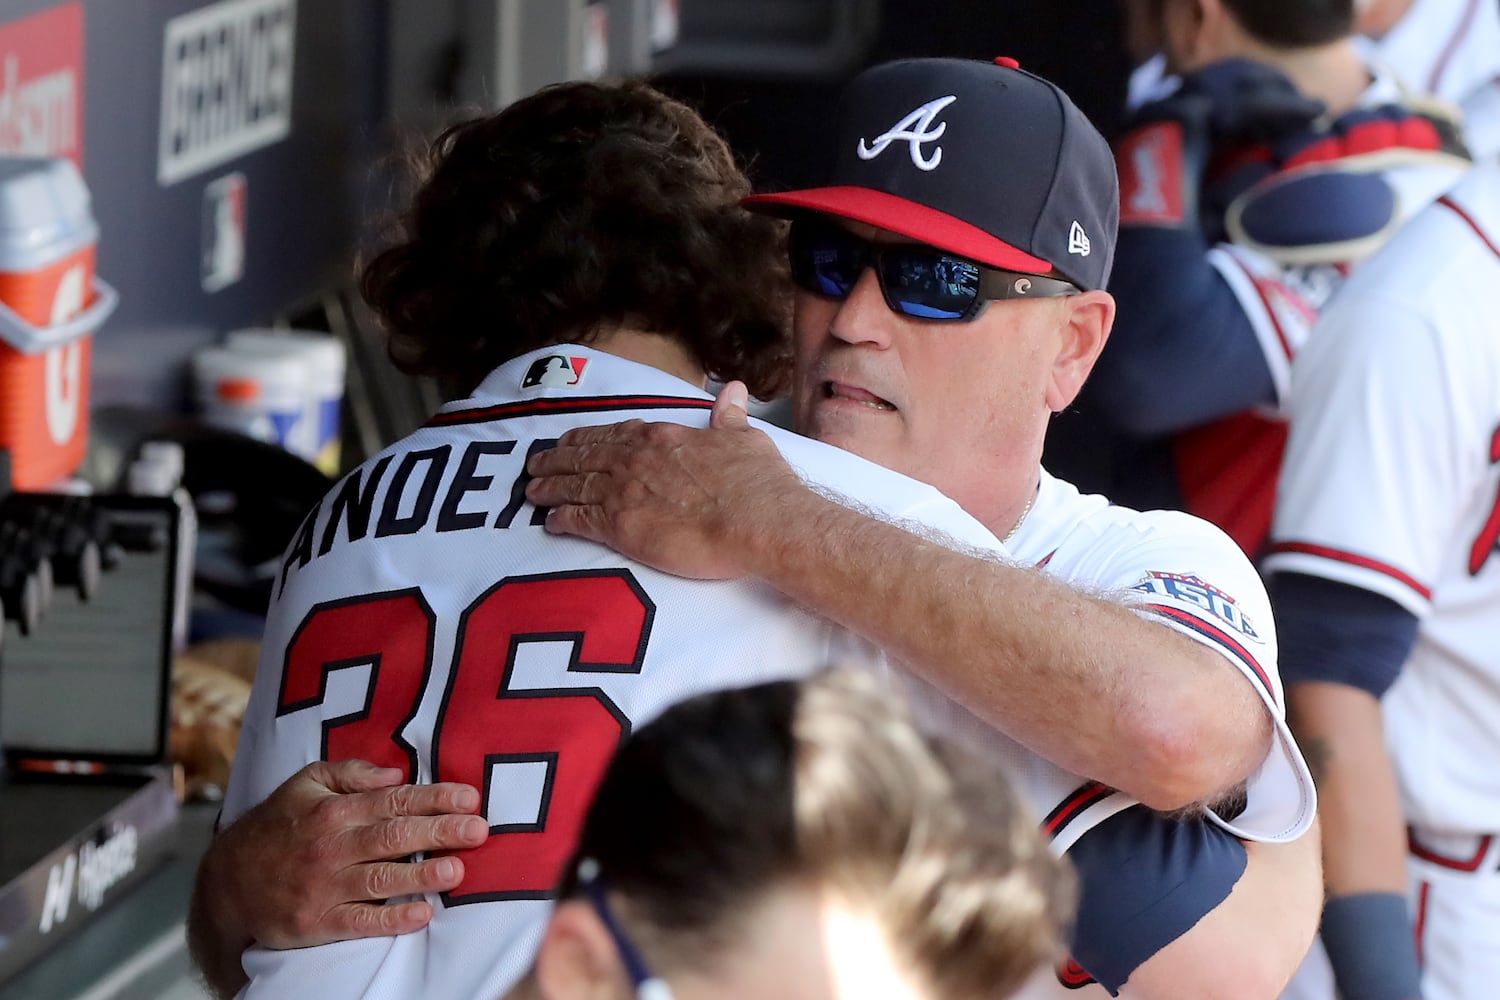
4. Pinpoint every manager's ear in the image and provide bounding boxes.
[533,900,627,1000]
[1046,289,1116,413]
